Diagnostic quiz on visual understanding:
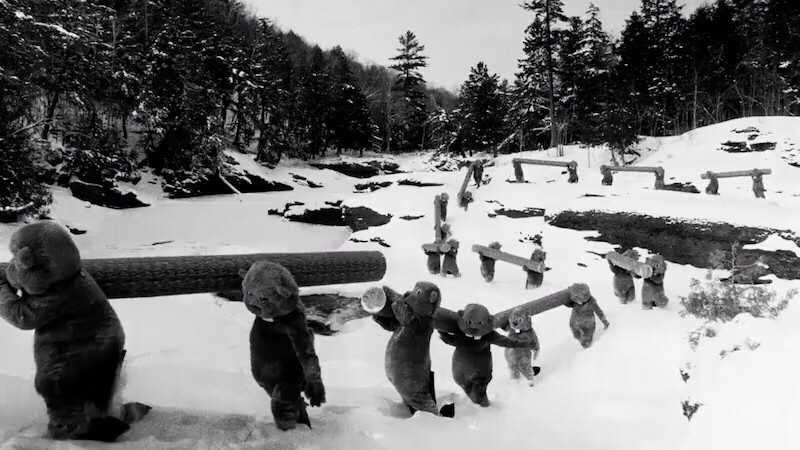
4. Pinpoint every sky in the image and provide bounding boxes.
[244,0,709,92]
